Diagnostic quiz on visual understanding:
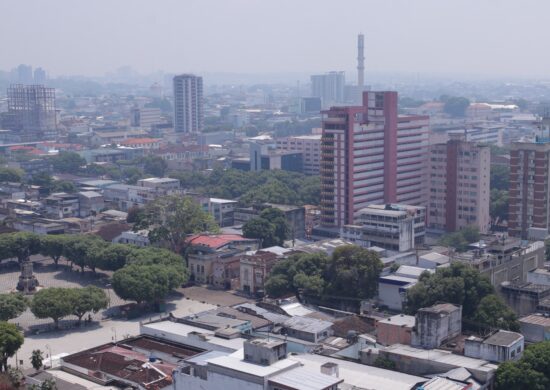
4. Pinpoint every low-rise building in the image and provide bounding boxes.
[452,236,545,288]
[173,339,343,390]
[78,191,104,217]
[60,335,204,390]
[137,177,180,194]
[240,251,279,297]
[375,344,497,385]
[411,303,462,349]
[376,314,415,346]
[500,282,550,316]
[464,330,524,363]
[341,204,426,252]
[187,234,260,287]
[519,313,550,342]
[113,229,150,247]
[120,137,162,150]
[44,192,79,219]
[201,197,238,227]
[283,316,334,343]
